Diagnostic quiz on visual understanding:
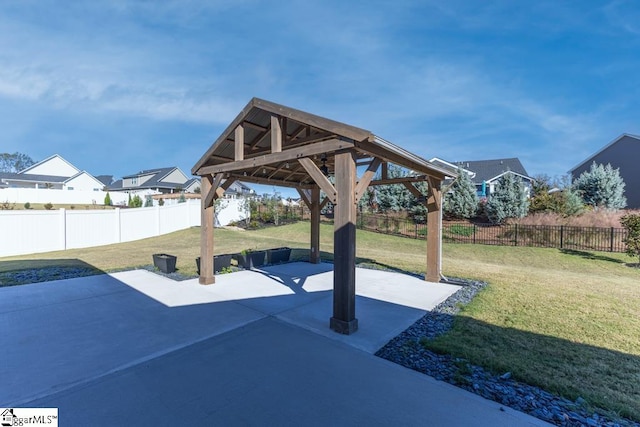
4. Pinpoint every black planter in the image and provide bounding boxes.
[267,247,291,264]
[196,254,233,275]
[234,251,266,269]
[153,253,177,273]
[214,254,233,272]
